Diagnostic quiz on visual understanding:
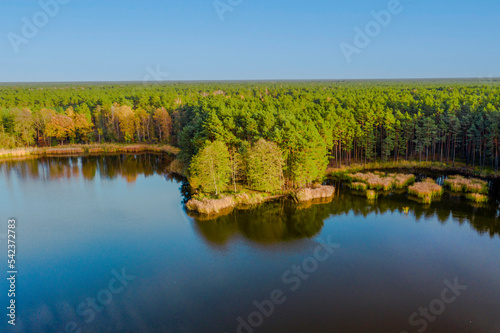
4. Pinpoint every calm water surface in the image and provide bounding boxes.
[1,154,500,333]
